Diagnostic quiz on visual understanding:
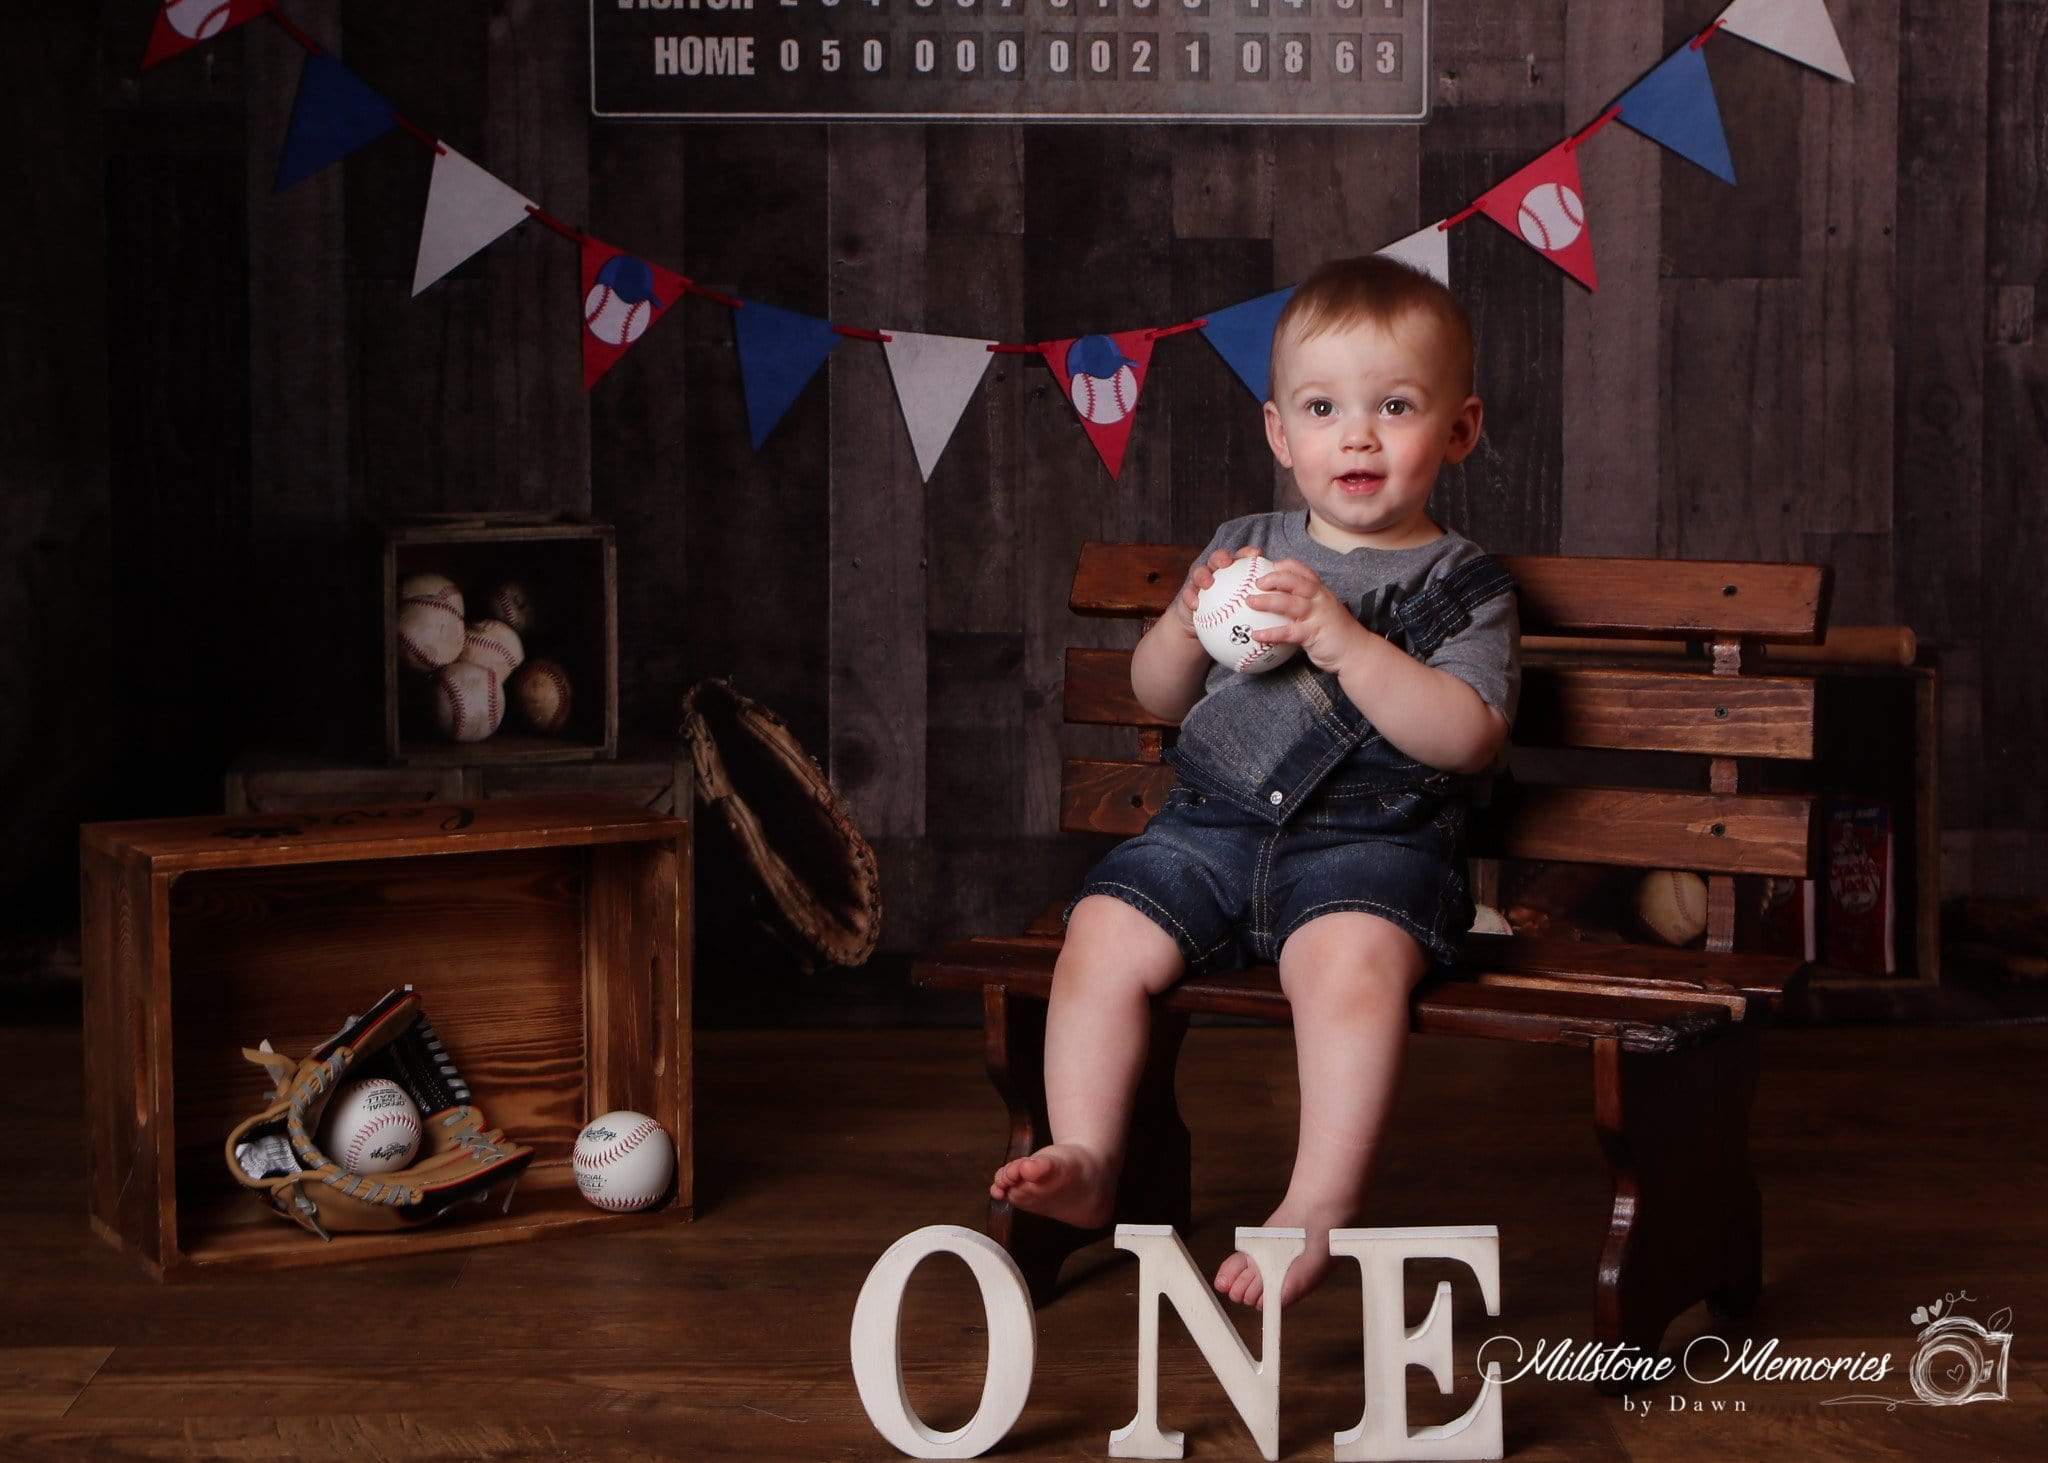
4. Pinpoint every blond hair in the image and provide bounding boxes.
[1267,254,1475,403]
